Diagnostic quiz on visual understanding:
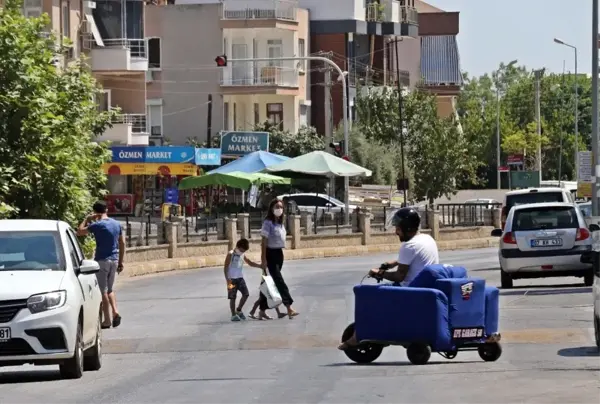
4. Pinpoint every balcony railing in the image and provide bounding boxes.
[112,114,148,133]
[221,60,299,87]
[366,2,382,22]
[367,1,418,24]
[85,38,147,58]
[401,5,418,24]
[221,0,297,21]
